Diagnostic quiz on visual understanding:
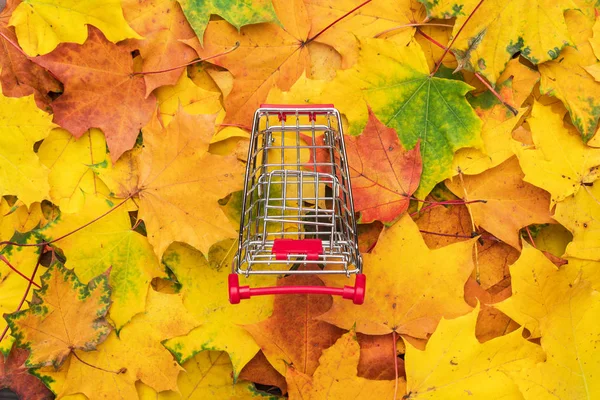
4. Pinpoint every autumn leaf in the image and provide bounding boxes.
[319,213,475,337]
[180,0,278,44]
[287,330,402,399]
[0,92,54,206]
[0,0,60,107]
[554,182,600,261]
[44,288,198,399]
[4,261,111,368]
[514,101,600,205]
[37,128,111,214]
[308,108,422,223]
[0,237,43,352]
[34,26,156,162]
[136,351,274,399]
[538,10,600,142]
[446,156,554,249]
[240,351,288,394]
[121,0,199,95]
[321,38,482,198]
[419,0,575,83]
[135,109,244,259]
[244,274,345,376]
[162,241,276,377]
[155,70,221,126]
[494,243,572,339]
[41,193,166,329]
[498,258,600,399]
[404,304,545,399]
[0,345,53,400]
[9,0,141,56]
